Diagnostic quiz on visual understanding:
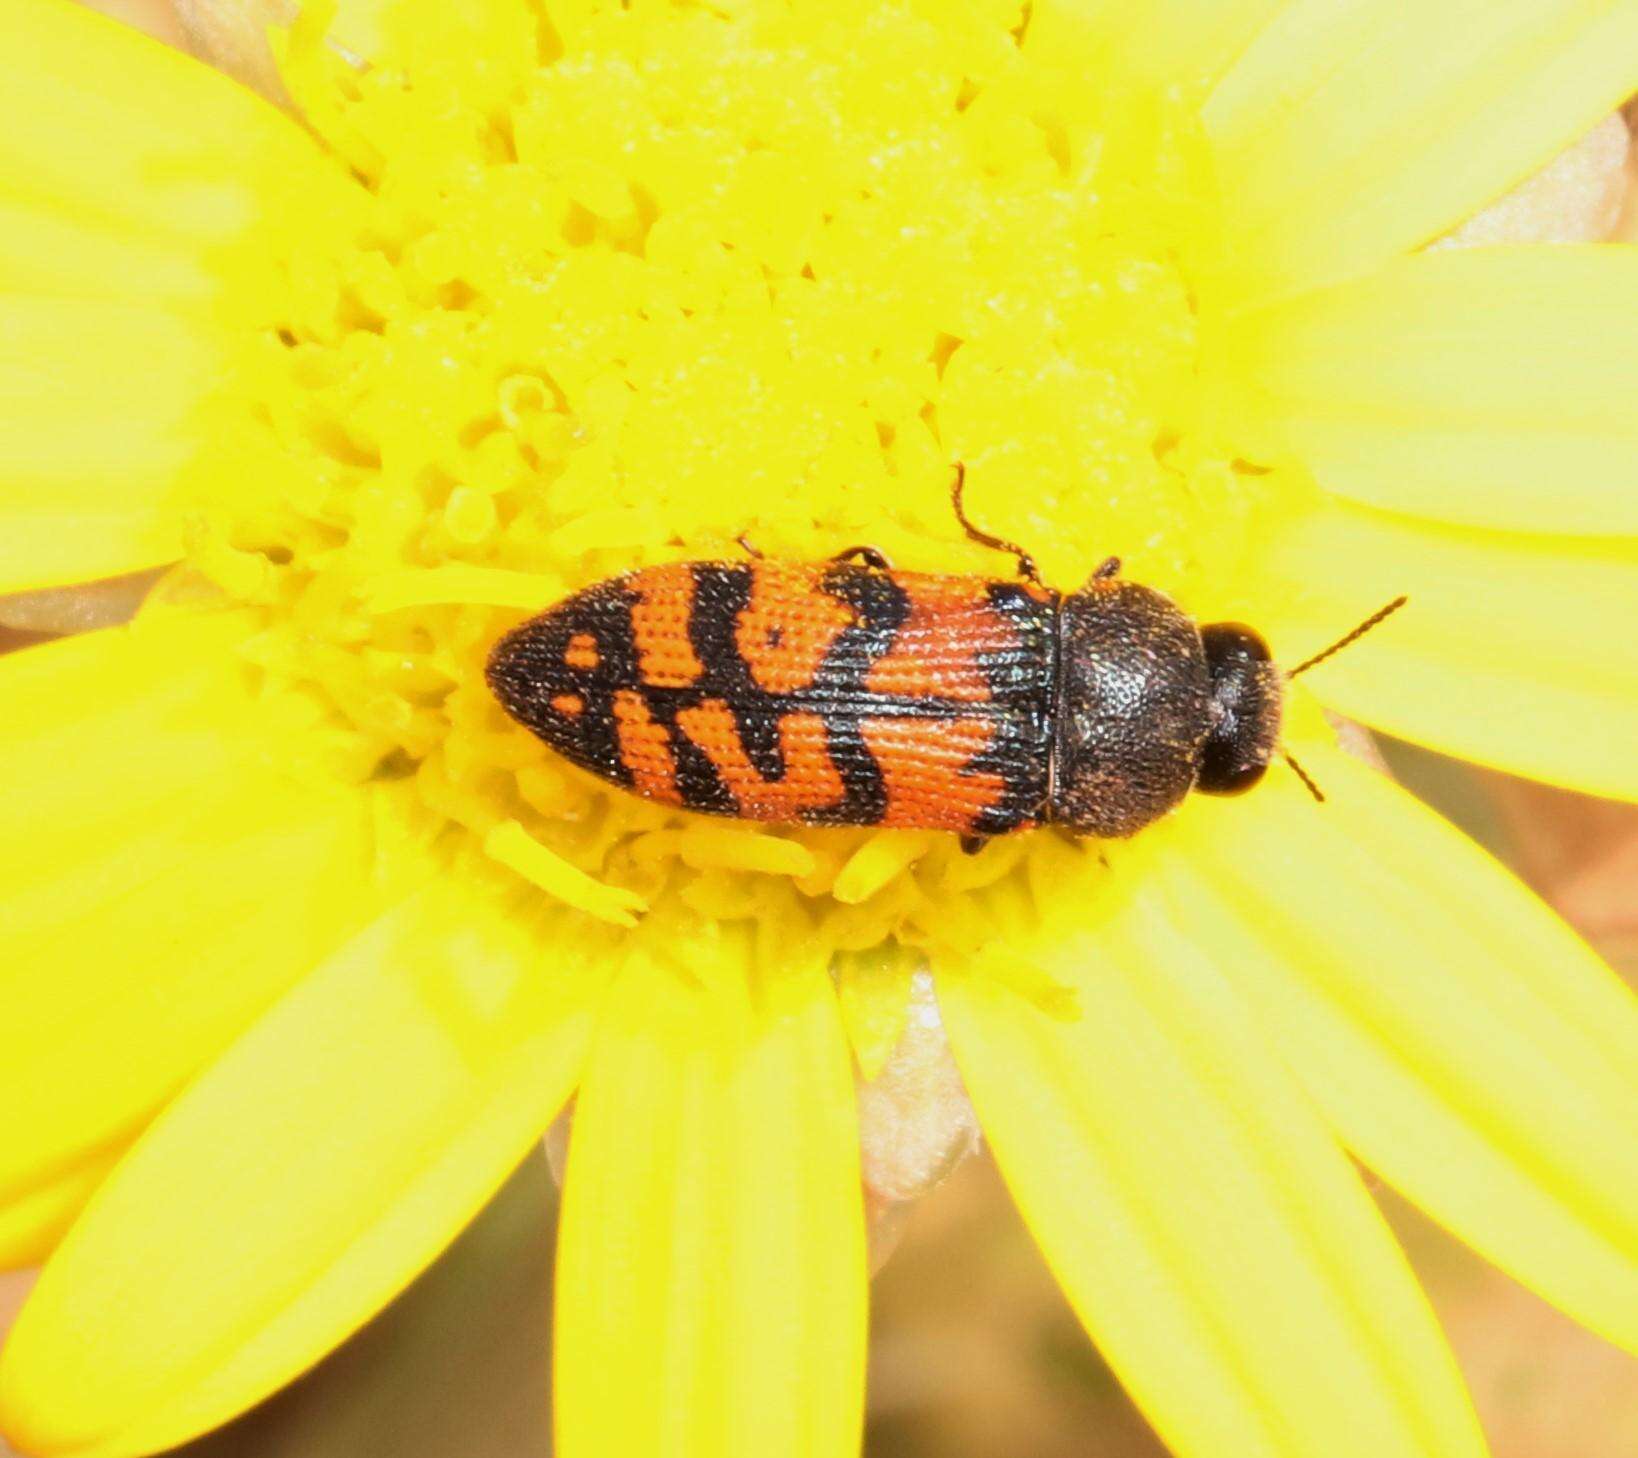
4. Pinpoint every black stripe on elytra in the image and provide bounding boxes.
[486,578,642,790]
[492,561,1062,829]
[963,581,1058,835]
[646,693,738,816]
[686,562,786,783]
[588,569,734,816]
[794,563,912,826]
